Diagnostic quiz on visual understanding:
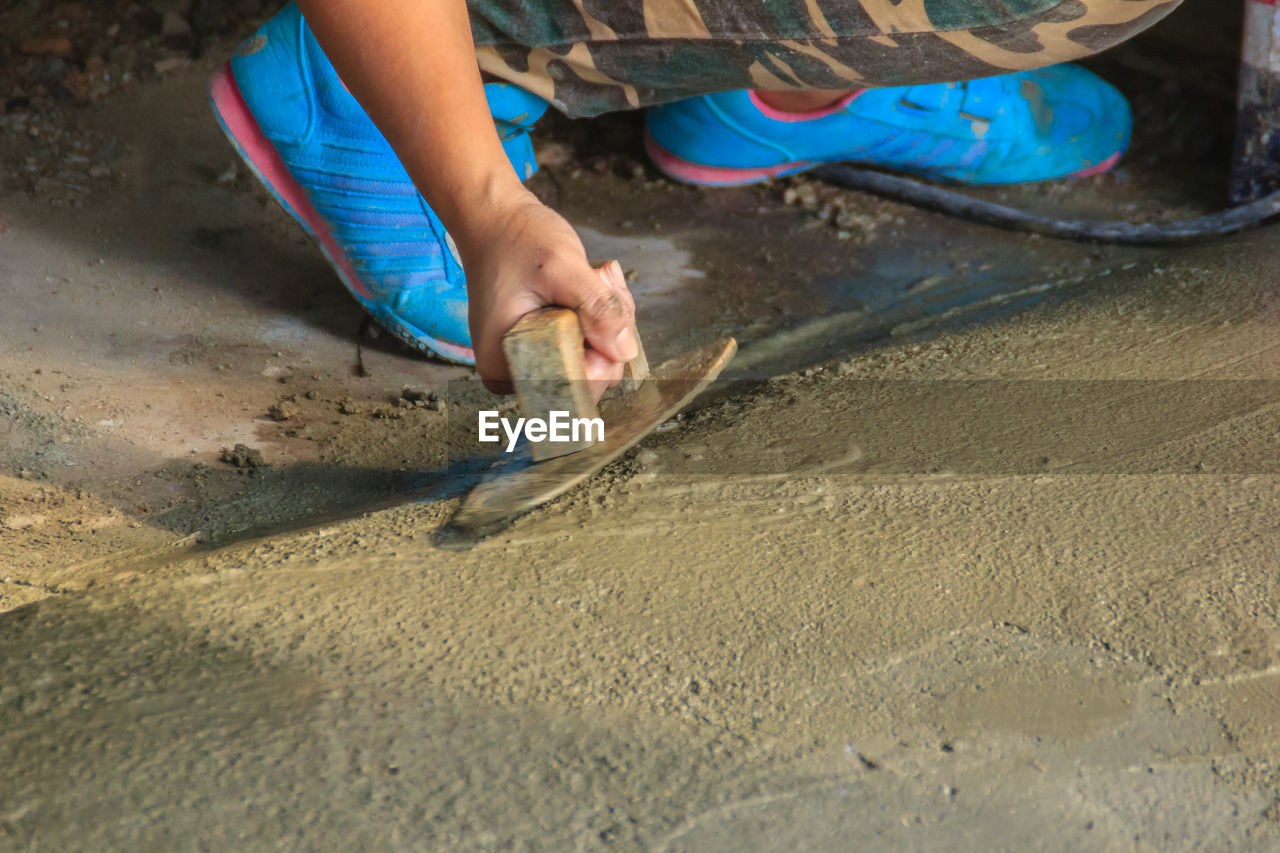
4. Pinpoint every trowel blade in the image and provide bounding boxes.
[441,337,736,544]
